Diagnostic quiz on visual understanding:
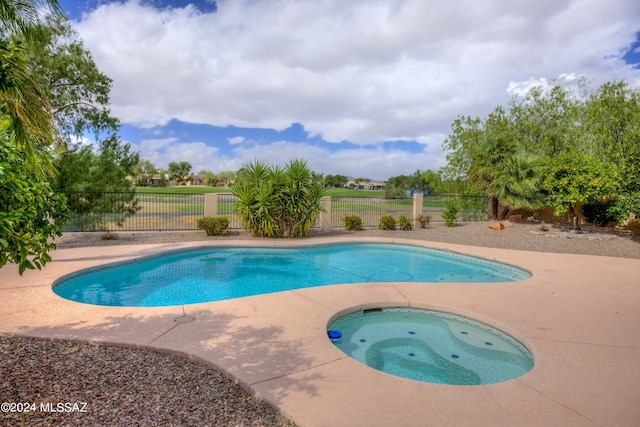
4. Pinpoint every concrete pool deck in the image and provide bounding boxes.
[1,237,639,426]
